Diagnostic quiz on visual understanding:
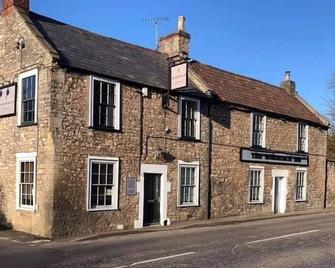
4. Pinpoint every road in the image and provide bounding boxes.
[1,212,335,267]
